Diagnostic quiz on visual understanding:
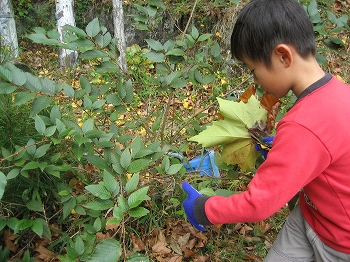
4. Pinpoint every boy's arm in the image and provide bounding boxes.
[193,122,330,225]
